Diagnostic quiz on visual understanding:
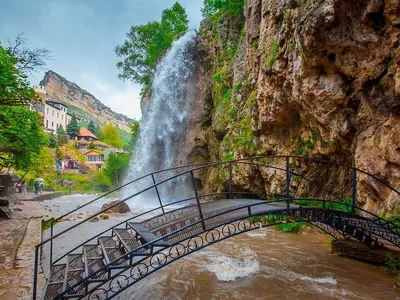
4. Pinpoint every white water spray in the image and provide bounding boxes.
[123,31,197,207]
